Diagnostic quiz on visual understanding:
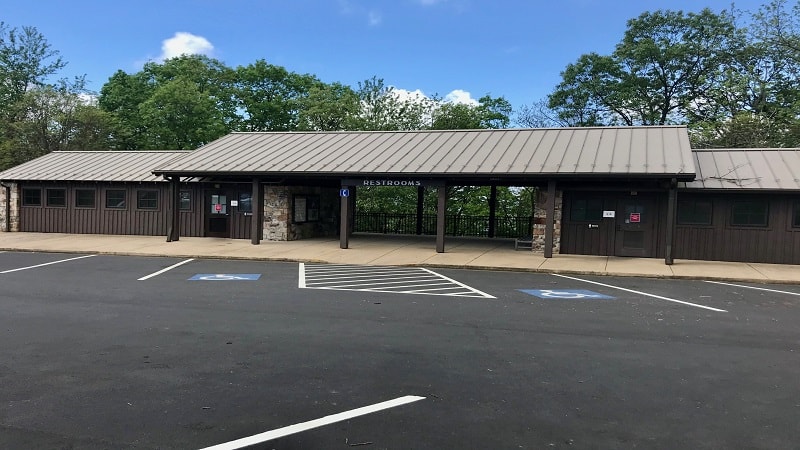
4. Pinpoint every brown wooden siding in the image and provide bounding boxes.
[19,182,204,237]
[560,191,667,258]
[229,186,253,240]
[674,193,800,264]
